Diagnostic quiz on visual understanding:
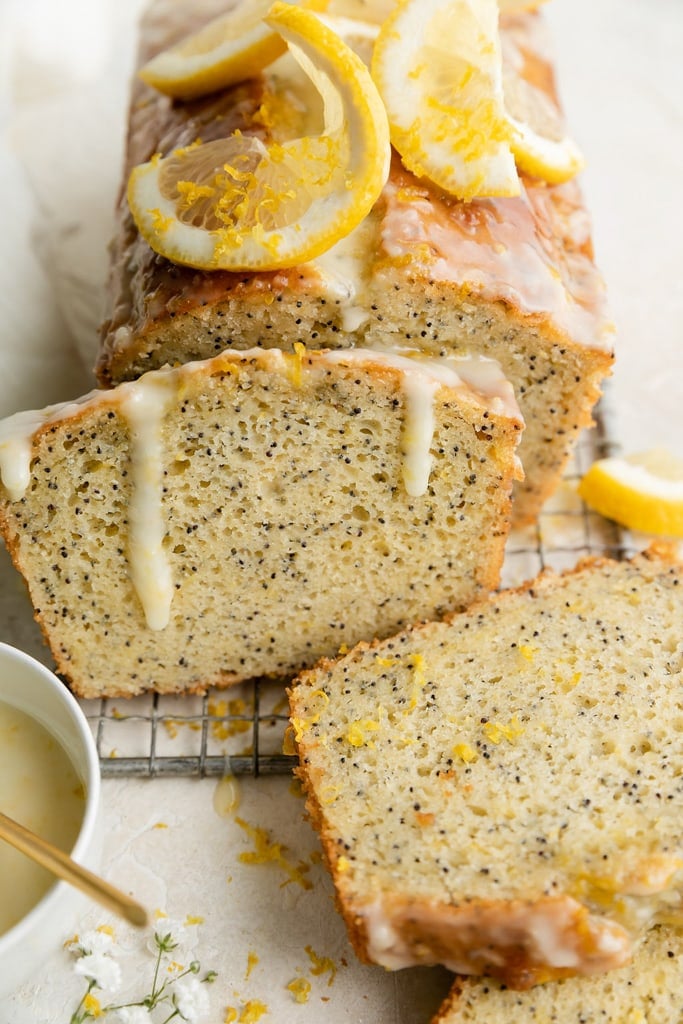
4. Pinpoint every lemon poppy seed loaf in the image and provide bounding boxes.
[289,545,683,989]
[98,2,613,522]
[433,926,683,1024]
[0,347,522,699]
